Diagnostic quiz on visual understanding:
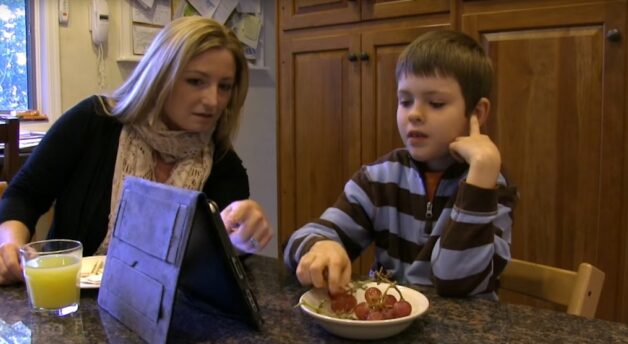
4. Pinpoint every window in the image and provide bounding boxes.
[0,0,60,127]
[0,0,29,111]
